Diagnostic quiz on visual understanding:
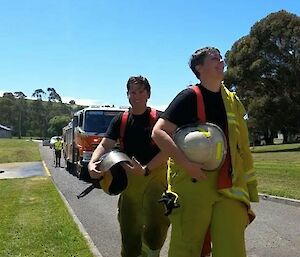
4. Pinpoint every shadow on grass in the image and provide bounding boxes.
[252,146,300,153]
